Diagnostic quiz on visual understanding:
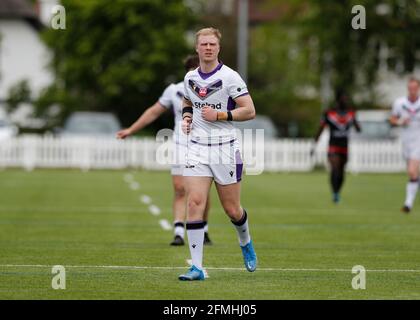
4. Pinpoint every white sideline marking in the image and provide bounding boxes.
[149,205,161,216]
[140,195,152,205]
[1,264,420,273]
[129,182,140,190]
[159,219,172,231]
[123,174,133,183]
